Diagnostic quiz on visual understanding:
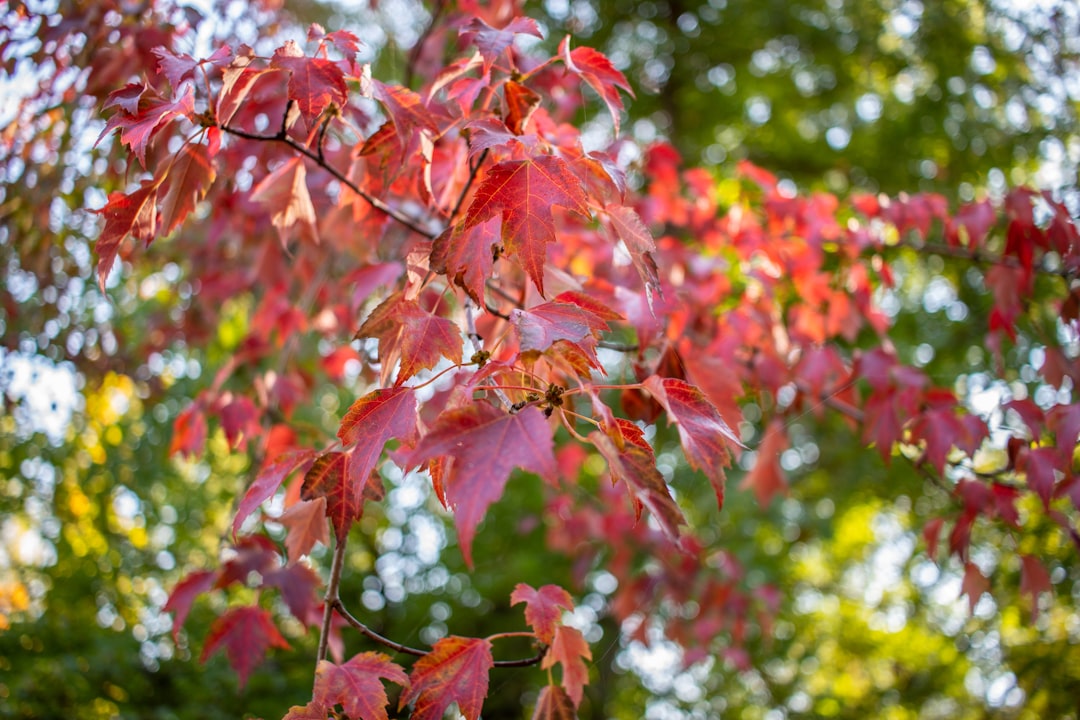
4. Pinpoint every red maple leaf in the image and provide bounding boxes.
[400,636,494,720]
[542,624,591,707]
[301,451,359,540]
[262,563,321,622]
[271,40,348,126]
[216,49,278,127]
[278,497,329,562]
[408,403,556,566]
[512,293,616,353]
[462,155,589,296]
[337,387,418,500]
[95,180,160,291]
[200,605,290,688]
[372,80,438,154]
[169,402,207,458]
[98,84,195,166]
[740,420,788,507]
[590,419,686,540]
[355,296,464,385]
[642,376,739,509]
[511,583,574,645]
[431,216,501,304]
[1021,446,1059,510]
[1019,554,1052,620]
[250,157,319,244]
[460,16,542,72]
[606,203,660,292]
[163,569,217,641]
[310,653,408,720]
[531,684,576,720]
[559,37,634,135]
[233,448,316,539]
[159,142,216,235]
[960,562,990,615]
